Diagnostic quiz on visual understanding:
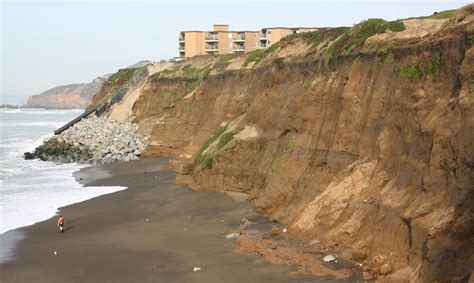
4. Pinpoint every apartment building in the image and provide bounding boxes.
[179,24,317,57]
